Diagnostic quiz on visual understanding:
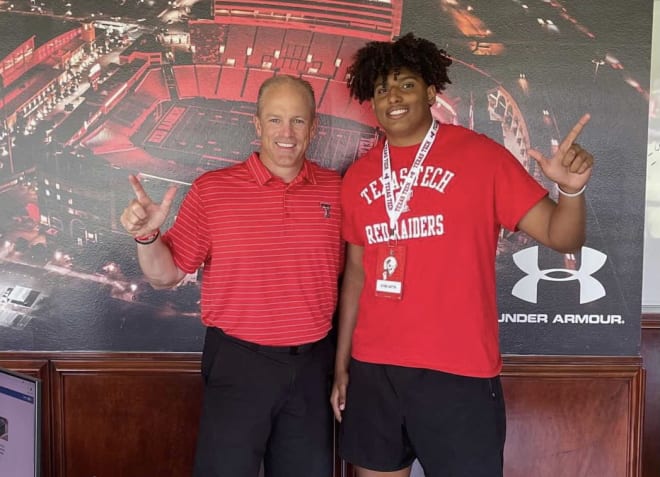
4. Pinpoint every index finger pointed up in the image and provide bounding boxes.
[558,113,591,155]
[128,174,150,203]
